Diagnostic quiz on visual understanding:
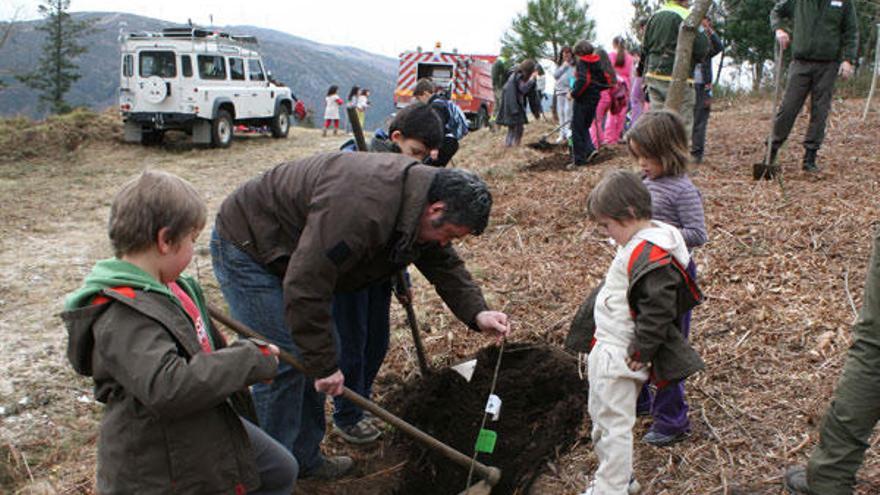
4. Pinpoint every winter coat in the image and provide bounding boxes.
[61,261,277,494]
[495,71,535,127]
[571,54,612,104]
[643,1,709,79]
[565,235,705,384]
[215,152,489,377]
[771,0,859,63]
